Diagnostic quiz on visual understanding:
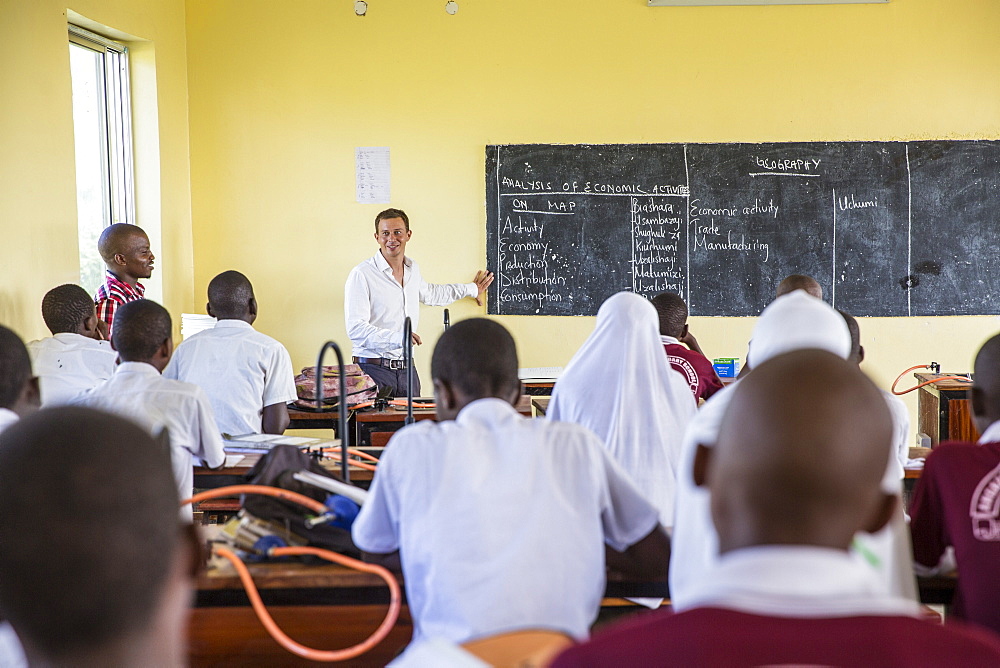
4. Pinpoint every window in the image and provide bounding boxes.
[68,25,134,293]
